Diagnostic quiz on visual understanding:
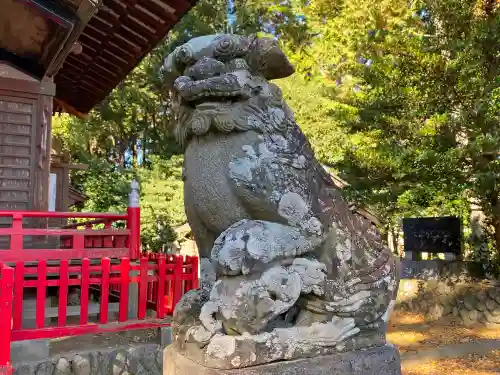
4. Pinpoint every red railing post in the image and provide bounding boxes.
[0,264,14,375]
[100,258,111,324]
[118,257,130,322]
[172,256,184,309]
[127,179,140,260]
[156,254,166,319]
[10,213,23,254]
[191,256,199,290]
[36,261,47,329]
[80,258,90,325]
[138,256,148,320]
[58,260,69,327]
[12,261,24,330]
